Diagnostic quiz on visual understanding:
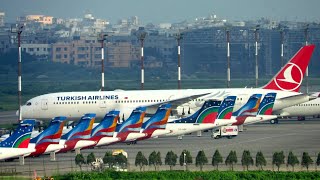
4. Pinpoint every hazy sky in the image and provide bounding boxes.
[1,0,319,24]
